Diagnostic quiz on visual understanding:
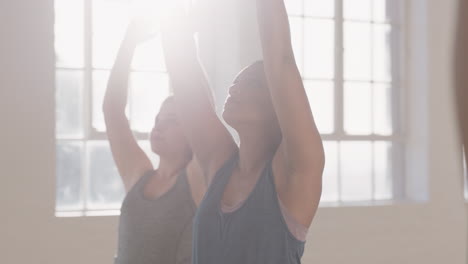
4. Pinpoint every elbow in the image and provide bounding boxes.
[318,153,325,178]
[309,149,325,178]
[289,148,325,179]
[304,146,326,178]
[316,144,326,173]
[102,98,112,116]
[102,88,112,114]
